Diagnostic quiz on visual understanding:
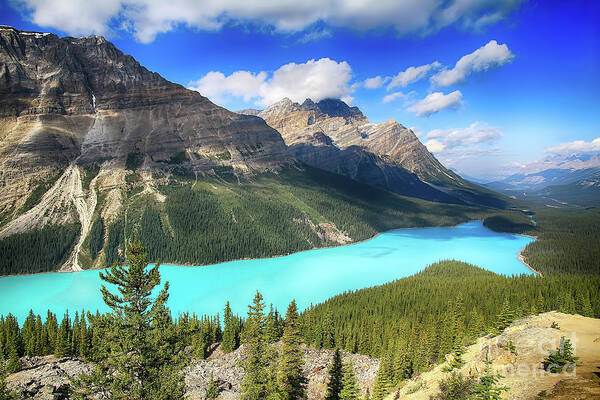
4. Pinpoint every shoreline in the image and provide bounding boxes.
[1,218,538,279]
[1,219,468,278]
